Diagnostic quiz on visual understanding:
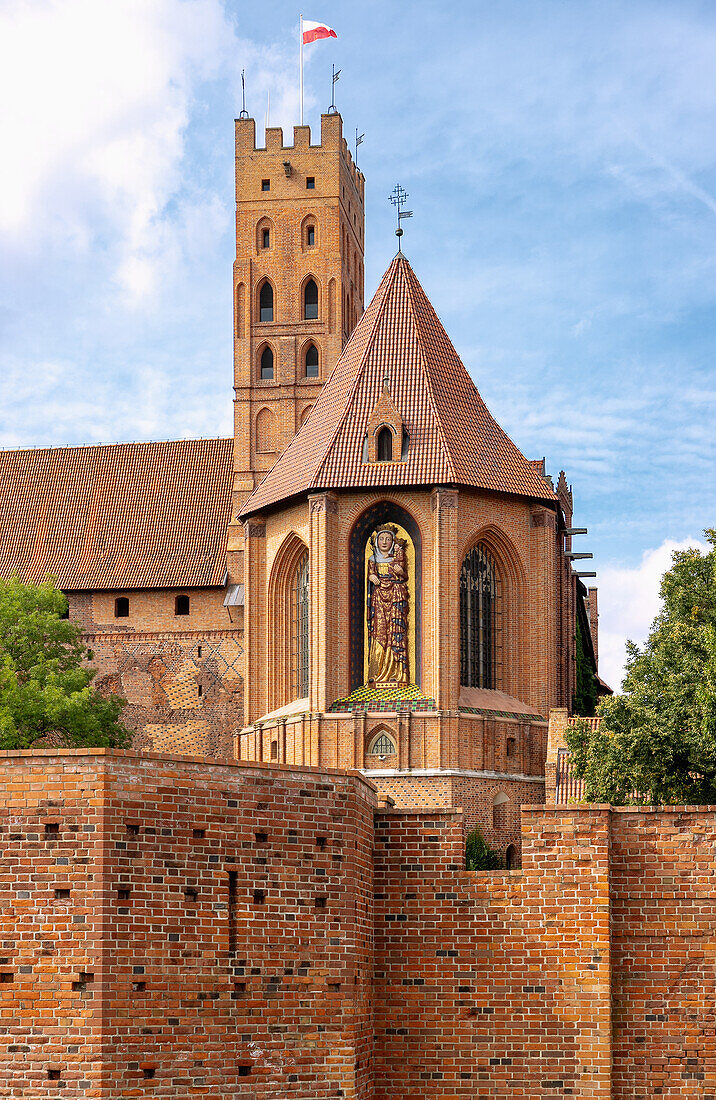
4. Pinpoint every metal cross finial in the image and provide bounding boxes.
[389,184,413,252]
[239,69,249,119]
